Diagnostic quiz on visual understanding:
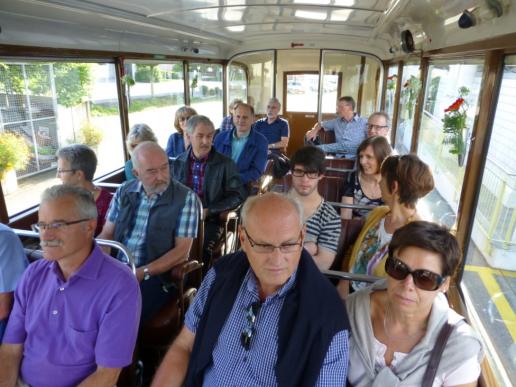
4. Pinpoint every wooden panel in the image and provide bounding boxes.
[283,111,318,157]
